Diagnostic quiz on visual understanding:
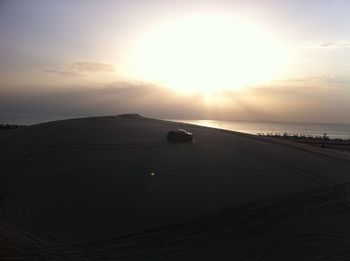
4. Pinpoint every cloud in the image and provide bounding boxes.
[247,75,350,96]
[302,41,350,49]
[272,75,345,86]
[43,68,82,77]
[67,62,116,73]
[1,78,349,124]
[43,61,116,76]
[0,82,207,120]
